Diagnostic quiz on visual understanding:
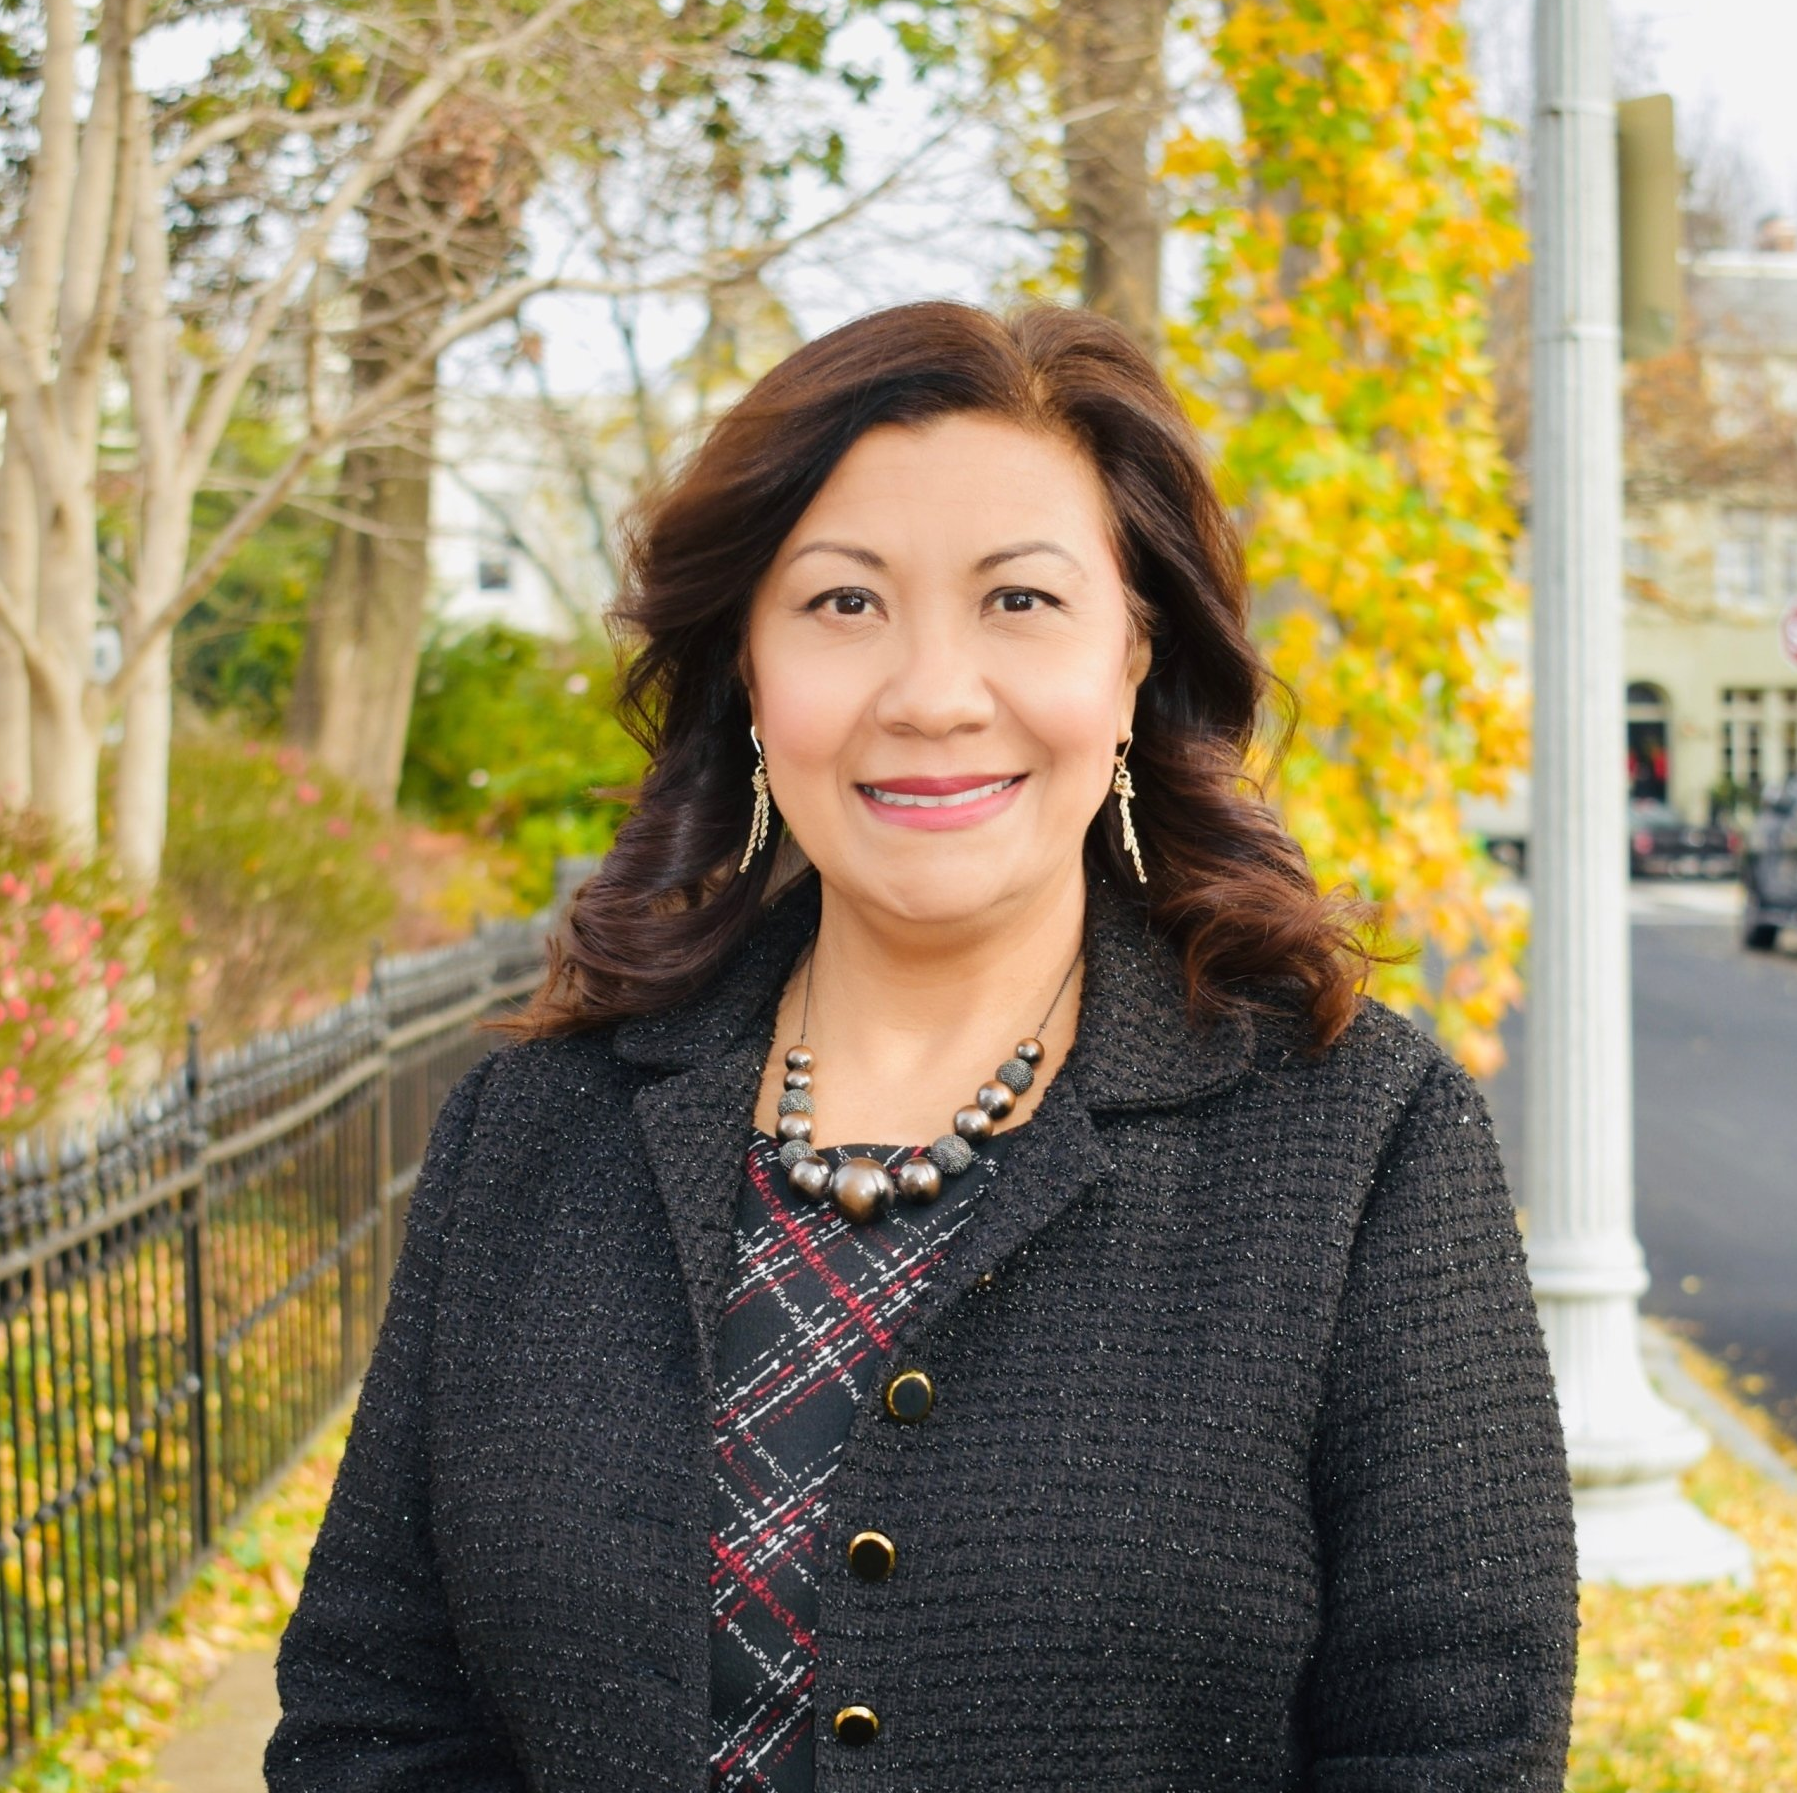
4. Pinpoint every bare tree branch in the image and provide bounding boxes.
[0,571,52,684]
[180,0,587,475]
[159,103,367,174]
